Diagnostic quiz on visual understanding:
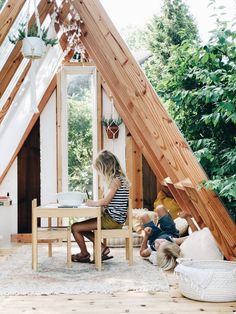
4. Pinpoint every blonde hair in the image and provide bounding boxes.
[156,242,181,271]
[94,150,128,185]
